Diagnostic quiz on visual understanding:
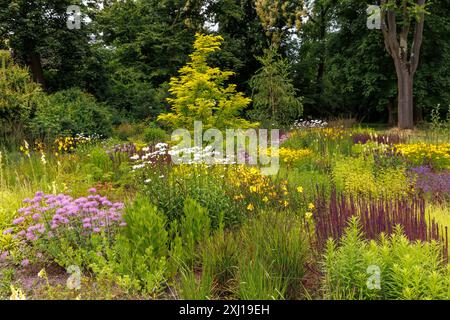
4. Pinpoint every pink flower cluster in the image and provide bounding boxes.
[6,189,126,242]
